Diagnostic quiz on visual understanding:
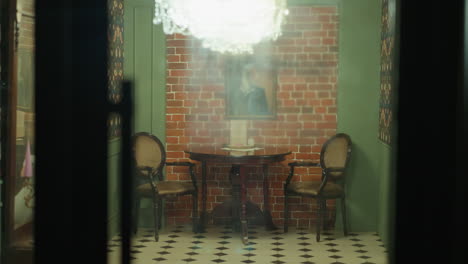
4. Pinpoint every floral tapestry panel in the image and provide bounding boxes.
[379,0,396,145]
[108,0,124,138]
